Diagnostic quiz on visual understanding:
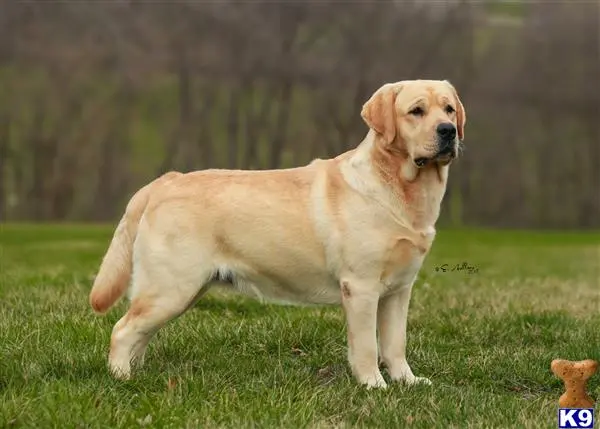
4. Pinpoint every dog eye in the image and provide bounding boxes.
[445,105,455,114]
[409,107,424,116]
